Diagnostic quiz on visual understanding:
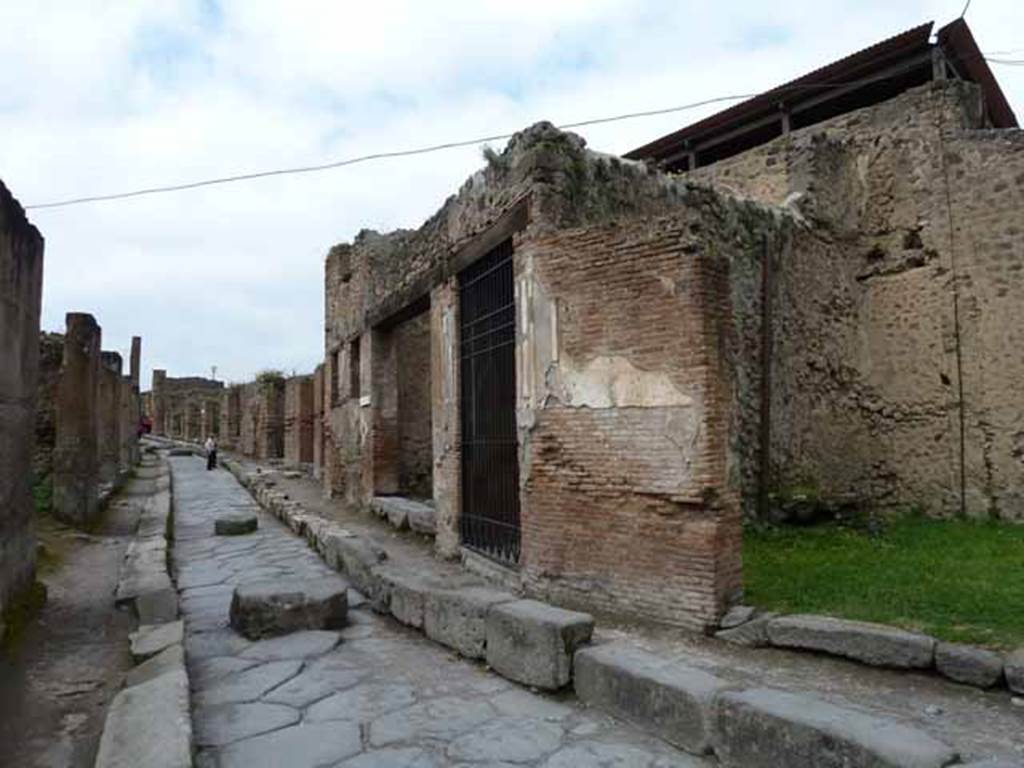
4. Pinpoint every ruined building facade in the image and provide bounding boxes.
[314,72,1022,630]
[0,180,44,635]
